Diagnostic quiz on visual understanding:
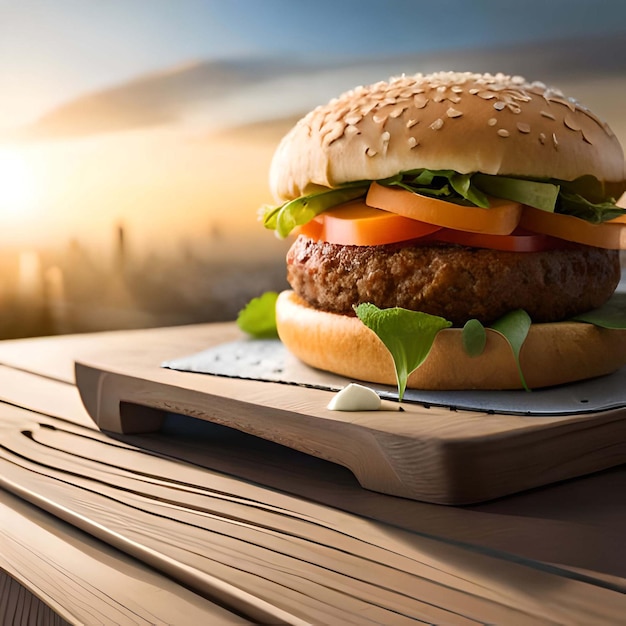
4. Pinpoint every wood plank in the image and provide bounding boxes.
[0,490,249,625]
[0,365,93,428]
[0,323,235,383]
[72,322,626,503]
[1,403,625,624]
